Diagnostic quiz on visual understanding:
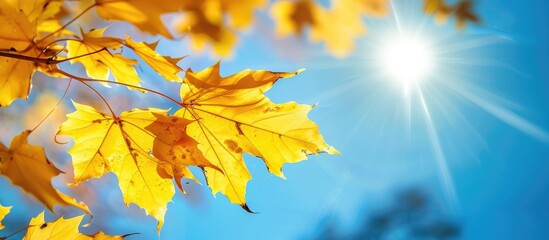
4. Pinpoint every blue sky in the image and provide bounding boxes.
[160,1,549,239]
[1,0,548,239]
